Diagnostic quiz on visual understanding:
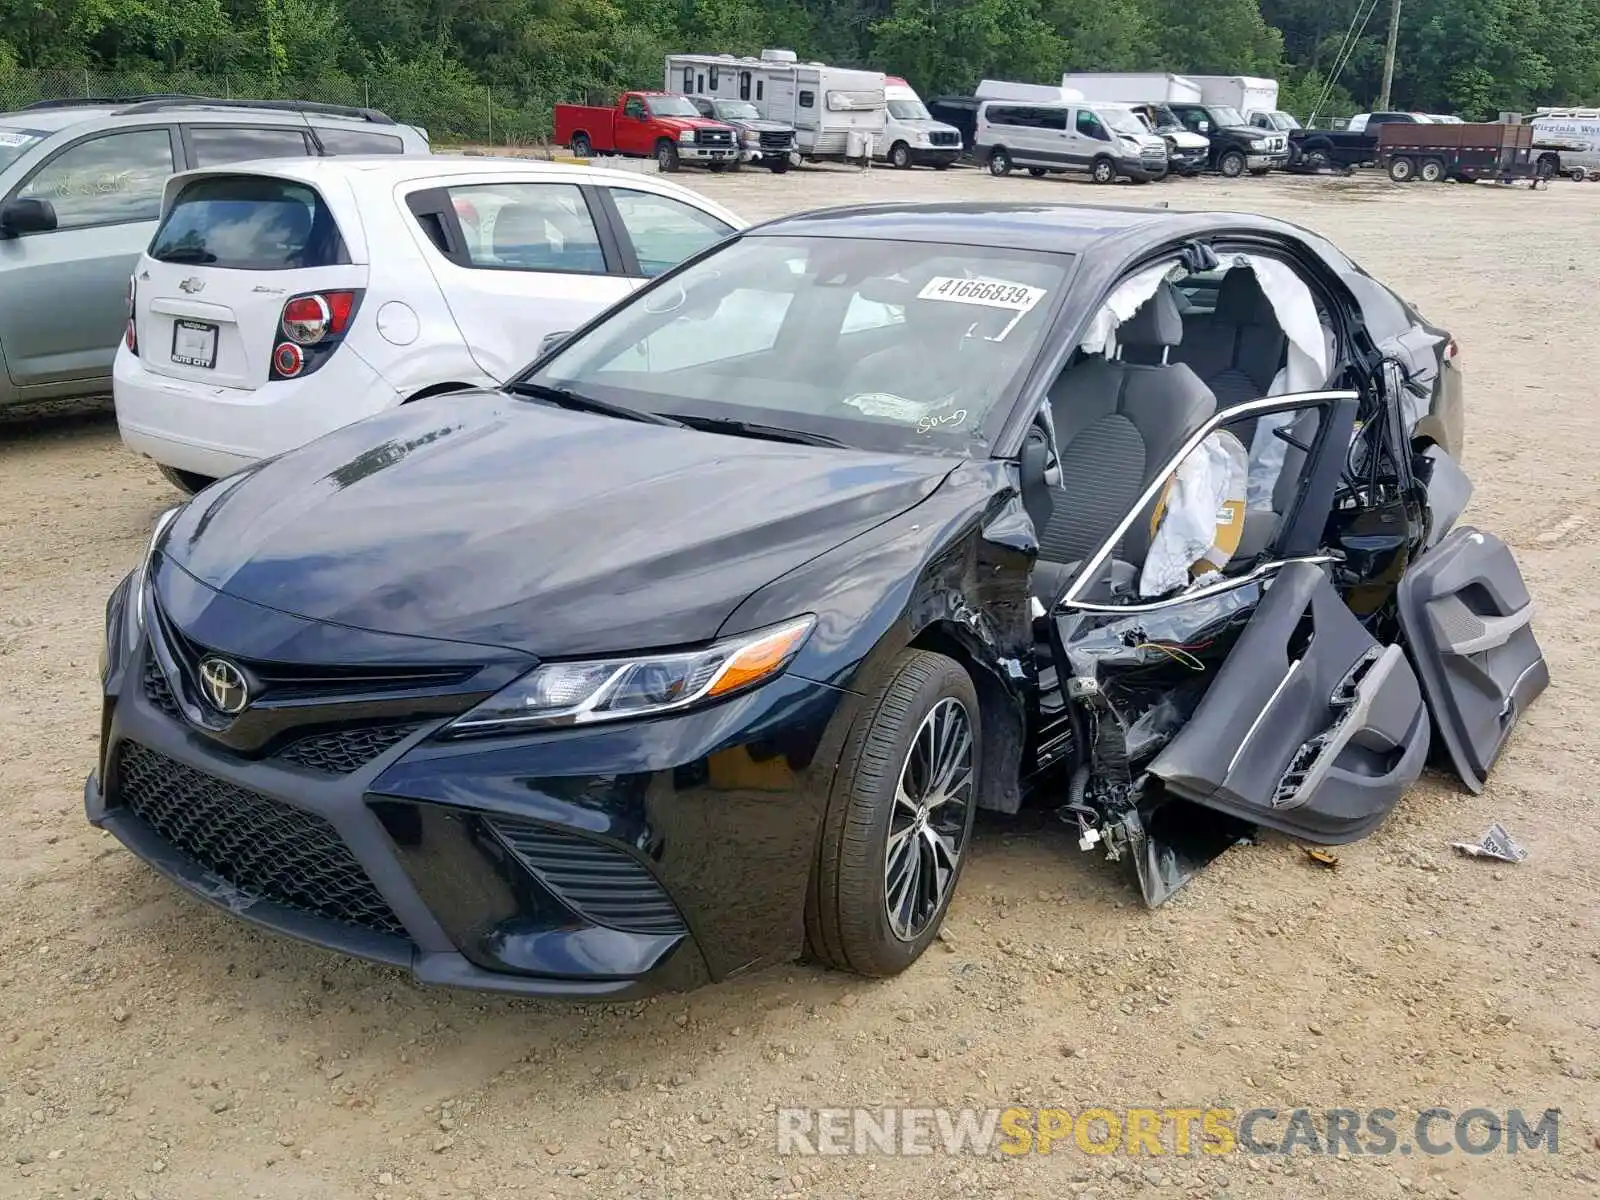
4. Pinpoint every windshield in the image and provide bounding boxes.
[1210,106,1246,128]
[1272,111,1302,129]
[530,235,1072,456]
[1148,106,1183,131]
[1100,107,1148,136]
[647,95,701,118]
[888,99,932,121]
[716,101,761,120]
[0,126,45,171]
